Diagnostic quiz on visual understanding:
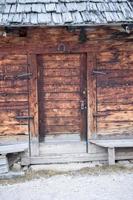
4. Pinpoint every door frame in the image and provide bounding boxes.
[28,54,39,156]
[28,52,96,156]
[37,53,88,141]
[80,53,88,140]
